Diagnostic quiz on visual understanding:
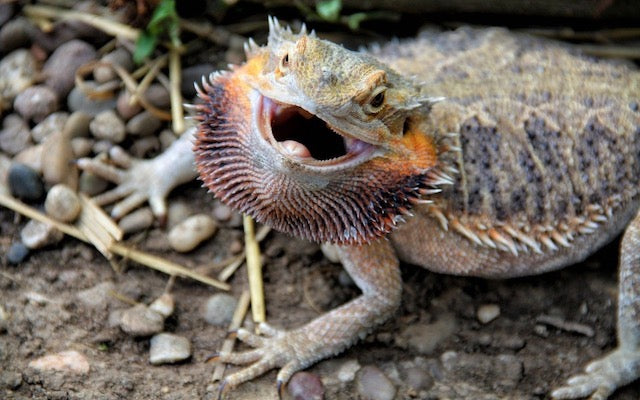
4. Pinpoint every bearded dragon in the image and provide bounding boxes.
[79,18,640,399]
